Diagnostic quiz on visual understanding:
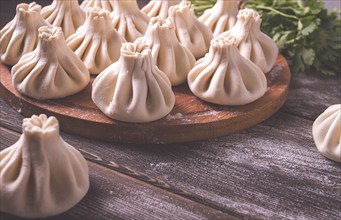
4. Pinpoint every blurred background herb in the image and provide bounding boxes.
[190,0,341,76]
